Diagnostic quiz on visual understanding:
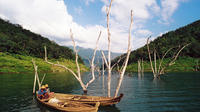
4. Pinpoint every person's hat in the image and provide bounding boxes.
[45,84,48,88]
[41,85,45,89]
